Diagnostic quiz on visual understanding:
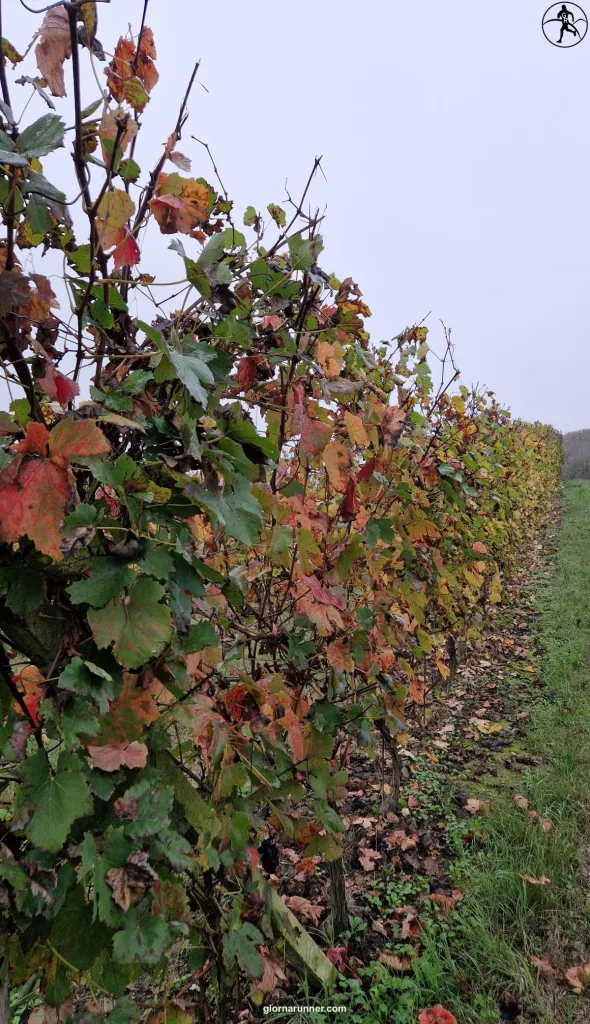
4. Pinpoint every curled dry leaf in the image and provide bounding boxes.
[564,962,590,994]
[379,952,412,972]
[513,792,529,810]
[358,847,382,871]
[530,955,556,977]
[465,798,489,815]
[520,874,551,886]
[35,6,71,98]
[284,895,325,926]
